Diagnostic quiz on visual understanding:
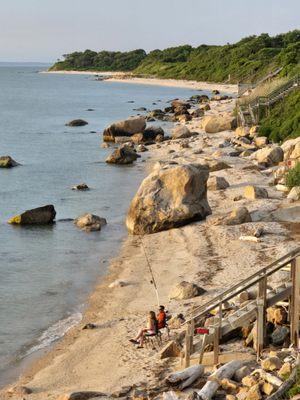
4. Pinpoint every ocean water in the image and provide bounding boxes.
[0,65,202,385]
